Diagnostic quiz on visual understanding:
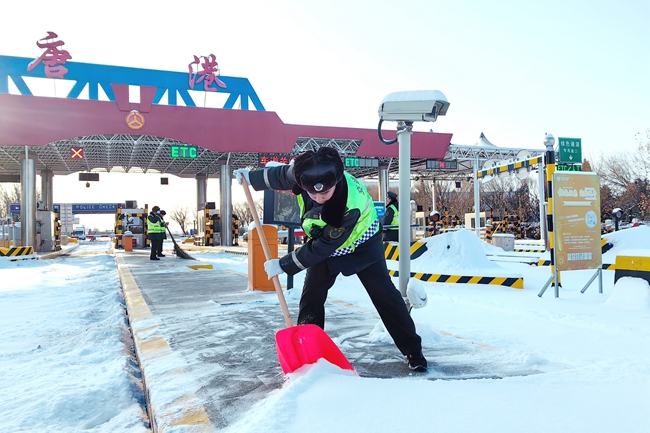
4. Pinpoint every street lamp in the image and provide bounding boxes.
[377,90,450,306]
